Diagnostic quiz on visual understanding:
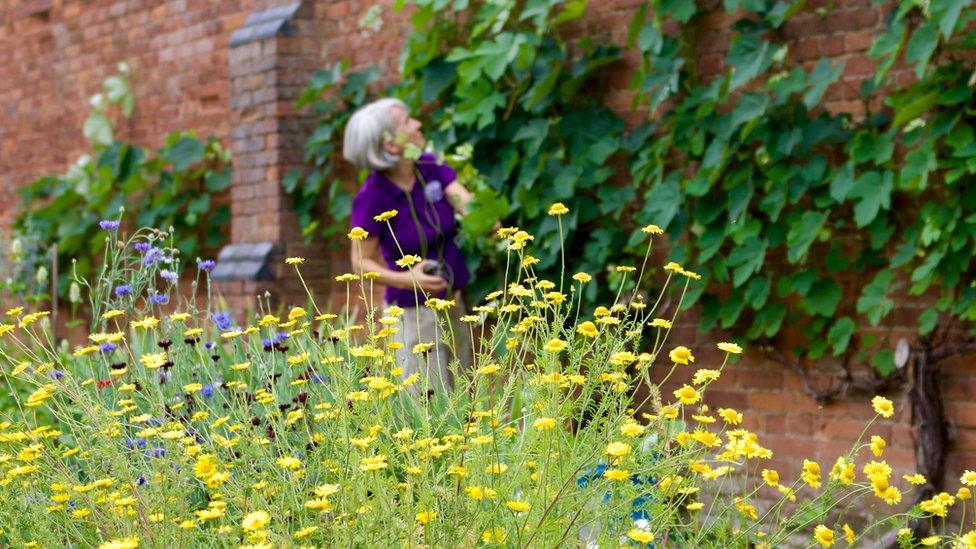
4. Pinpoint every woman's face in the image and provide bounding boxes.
[383,105,425,156]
